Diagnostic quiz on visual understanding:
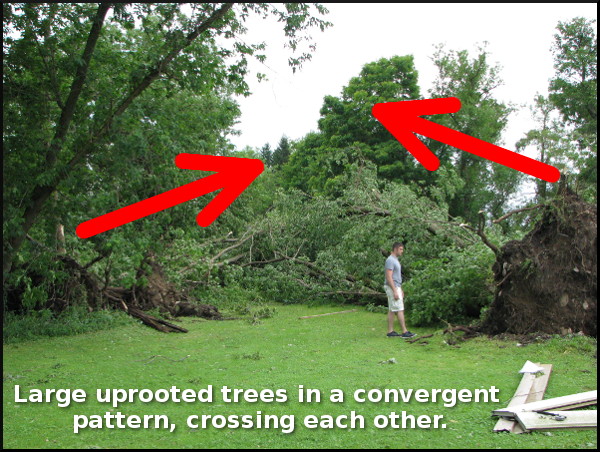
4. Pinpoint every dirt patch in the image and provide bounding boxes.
[481,189,597,337]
